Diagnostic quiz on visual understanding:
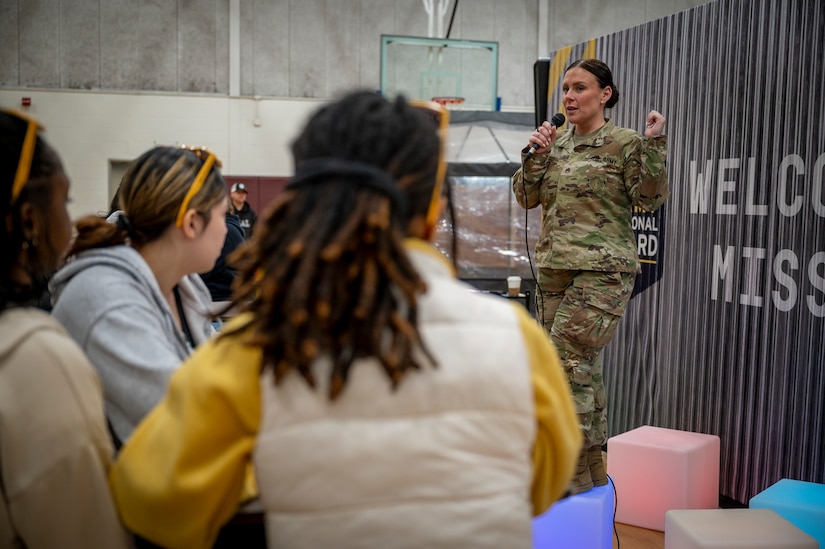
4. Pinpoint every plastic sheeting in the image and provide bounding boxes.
[433,111,542,281]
